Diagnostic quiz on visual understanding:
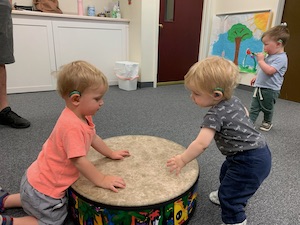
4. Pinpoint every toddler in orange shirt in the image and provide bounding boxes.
[0,61,130,225]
